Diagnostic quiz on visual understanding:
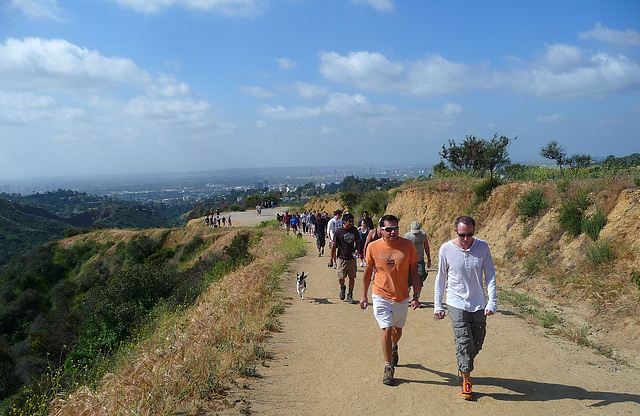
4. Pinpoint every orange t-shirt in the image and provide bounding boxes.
[366,237,418,303]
